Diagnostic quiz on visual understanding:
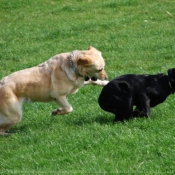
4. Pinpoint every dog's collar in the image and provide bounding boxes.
[69,50,77,72]
[168,80,174,94]
[168,77,174,94]
[169,81,172,90]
